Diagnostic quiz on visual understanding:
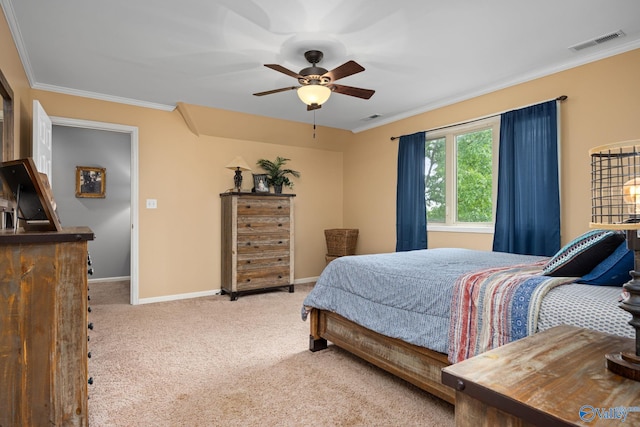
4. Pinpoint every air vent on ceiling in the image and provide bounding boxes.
[569,30,626,52]
[361,114,382,121]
